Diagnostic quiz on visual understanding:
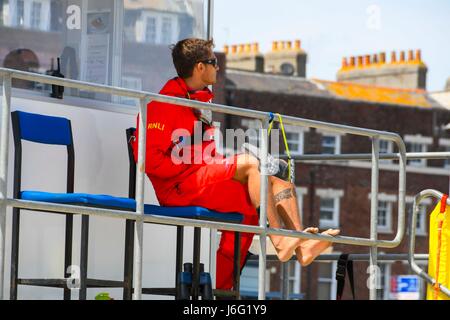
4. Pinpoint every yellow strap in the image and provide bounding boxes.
[268,113,292,179]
